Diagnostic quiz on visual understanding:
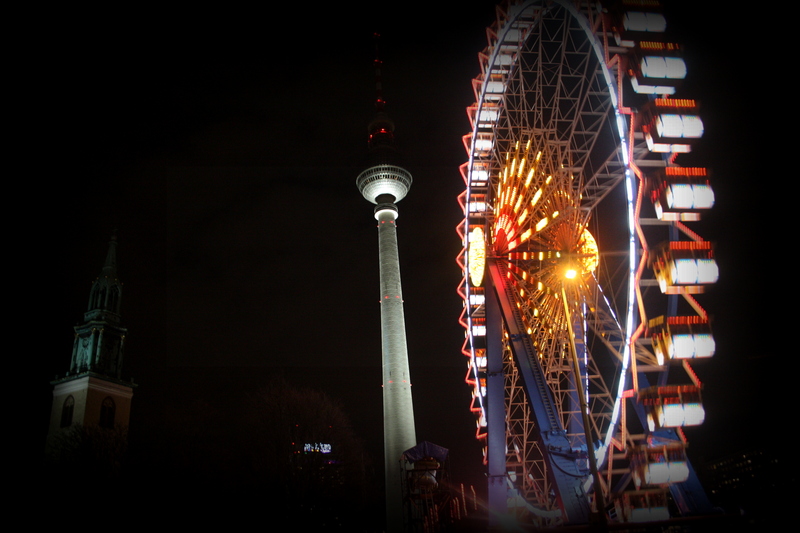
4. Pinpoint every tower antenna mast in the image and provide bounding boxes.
[374,32,385,112]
